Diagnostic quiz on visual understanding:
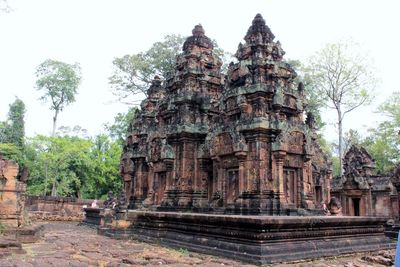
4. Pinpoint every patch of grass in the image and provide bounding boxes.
[178,248,189,257]
[0,222,7,235]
